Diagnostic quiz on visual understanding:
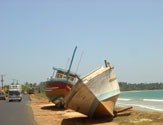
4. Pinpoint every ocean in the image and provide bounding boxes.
[116,90,163,112]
